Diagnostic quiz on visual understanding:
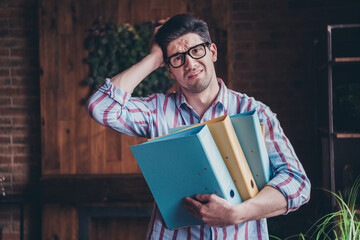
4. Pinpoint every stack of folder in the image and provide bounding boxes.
[130,110,271,229]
